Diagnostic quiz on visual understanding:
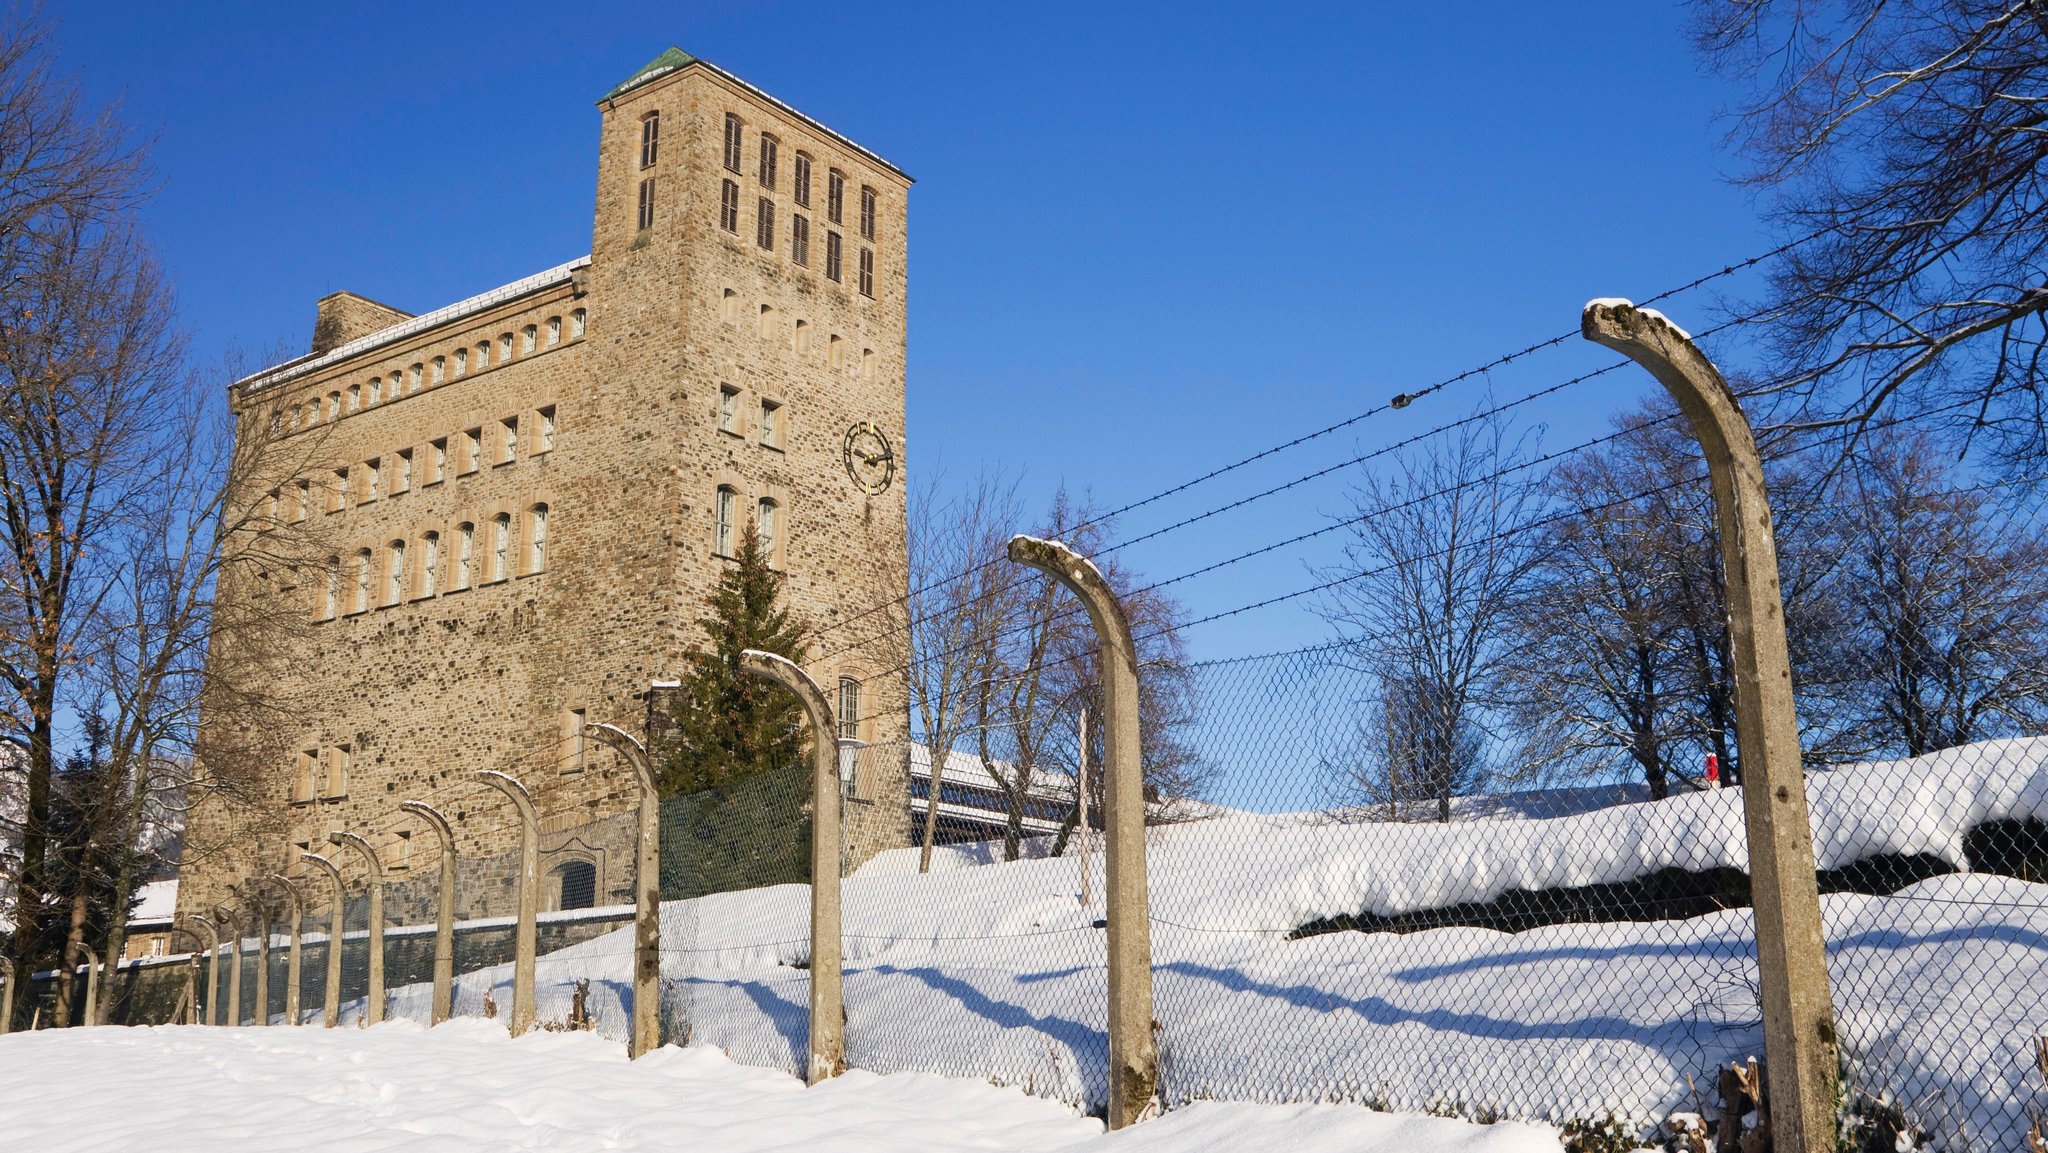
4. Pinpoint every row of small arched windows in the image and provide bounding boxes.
[318,504,549,619]
[281,310,584,435]
[720,289,879,380]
